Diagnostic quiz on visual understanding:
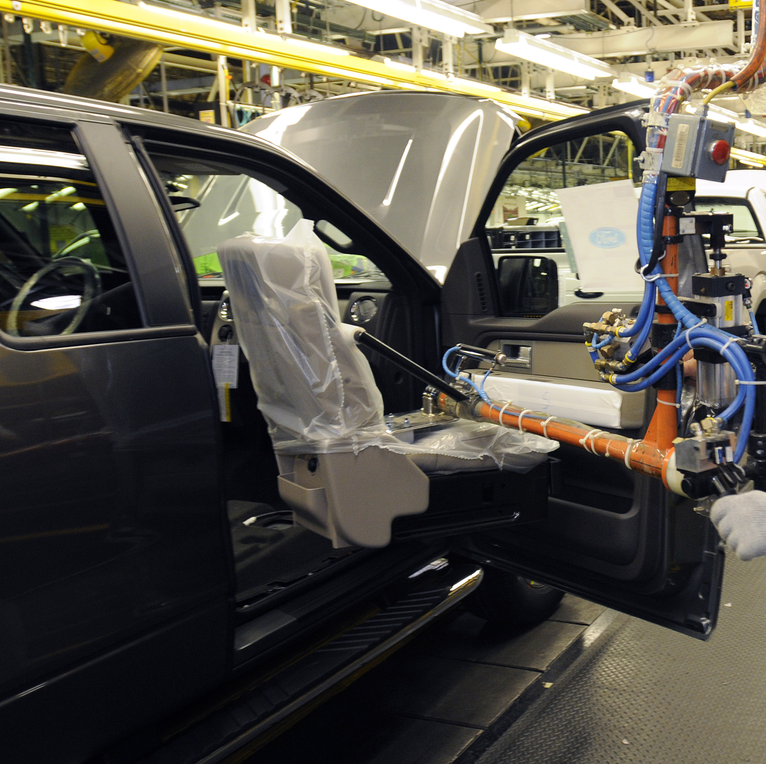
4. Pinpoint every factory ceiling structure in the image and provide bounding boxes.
[0,0,764,159]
